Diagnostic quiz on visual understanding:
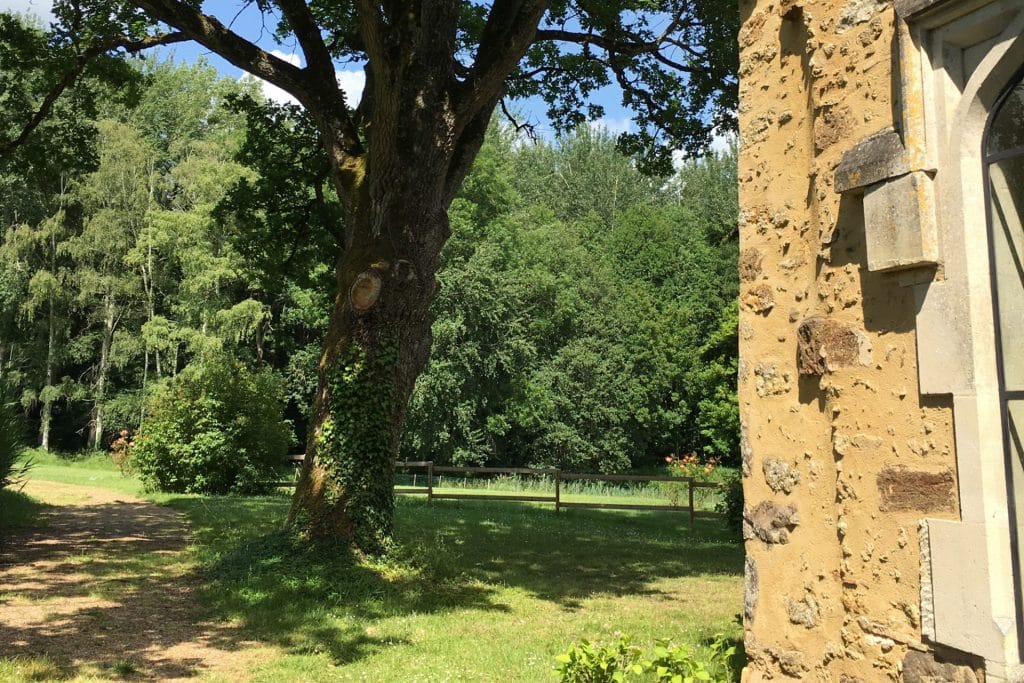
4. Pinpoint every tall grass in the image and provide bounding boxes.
[394,469,733,510]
